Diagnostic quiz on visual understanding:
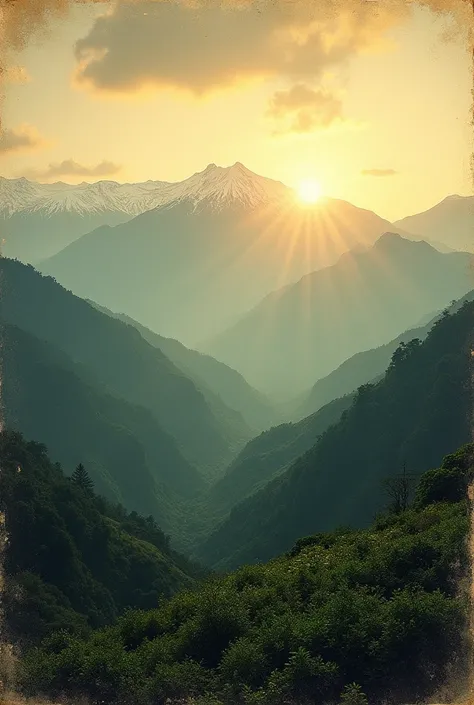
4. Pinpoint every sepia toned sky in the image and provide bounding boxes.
[0,0,472,221]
